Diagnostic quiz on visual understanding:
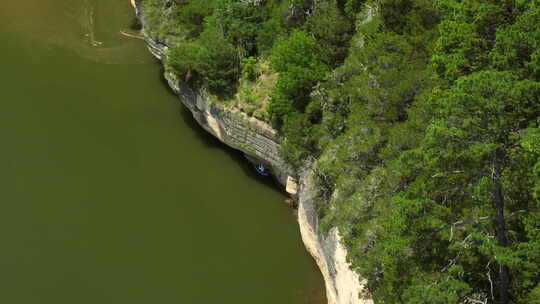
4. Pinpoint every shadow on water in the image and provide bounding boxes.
[158,74,328,304]
[180,105,286,194]
[175,95,329,304]
[155,67,286,194]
